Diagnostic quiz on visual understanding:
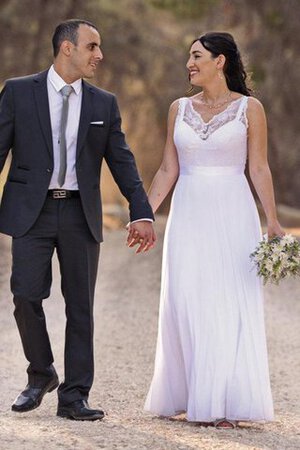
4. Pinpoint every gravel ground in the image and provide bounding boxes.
[0,216,299,450]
